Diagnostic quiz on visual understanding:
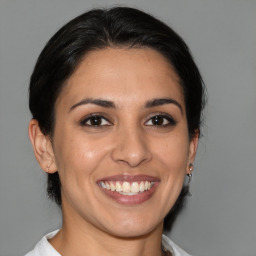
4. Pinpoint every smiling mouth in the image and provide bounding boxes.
[97,175,159,205]
[98,181,155,195]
